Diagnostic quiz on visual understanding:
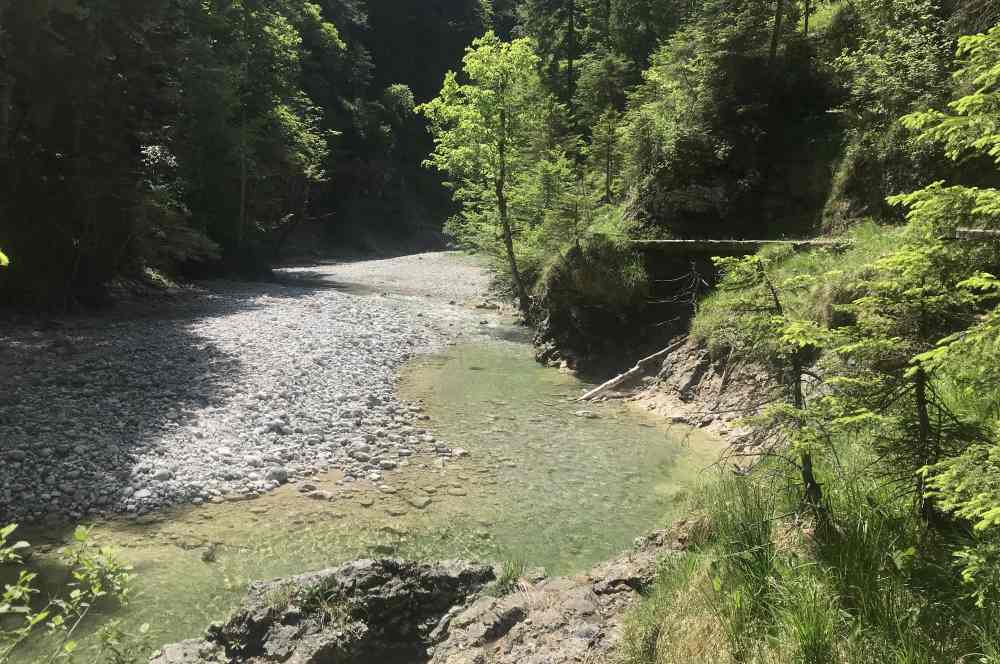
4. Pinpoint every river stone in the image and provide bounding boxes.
[266,467,289,484]
[407,496,431,509]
